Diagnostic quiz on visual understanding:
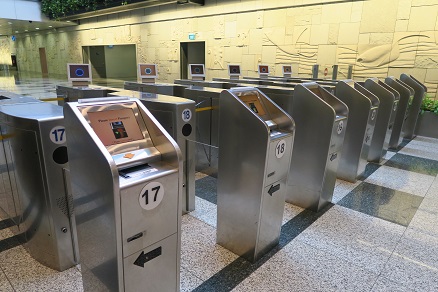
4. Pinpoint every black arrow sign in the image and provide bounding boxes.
[134,246,162,268]
[268,184,280,196]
